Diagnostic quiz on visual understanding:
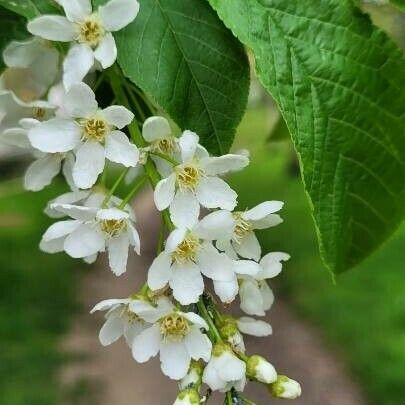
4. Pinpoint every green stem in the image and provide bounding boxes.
[119,175,147,209]
[149,151,179,166]
[225,391,233,405]
[197,298,222,343]
[102,168,130,207]
[239,395,258,405]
